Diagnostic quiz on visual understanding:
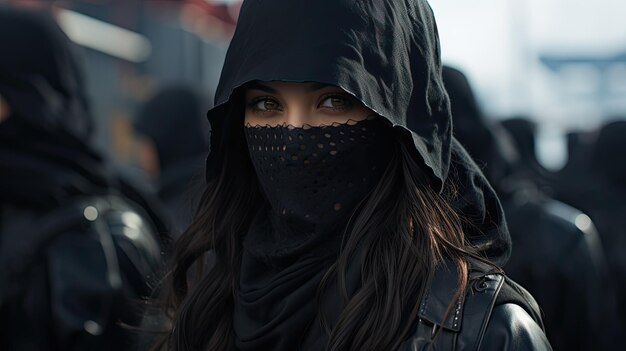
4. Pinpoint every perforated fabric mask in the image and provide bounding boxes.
[242,117,393,260]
